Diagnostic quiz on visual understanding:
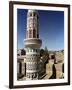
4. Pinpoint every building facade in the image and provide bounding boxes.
[24,10,42,80]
